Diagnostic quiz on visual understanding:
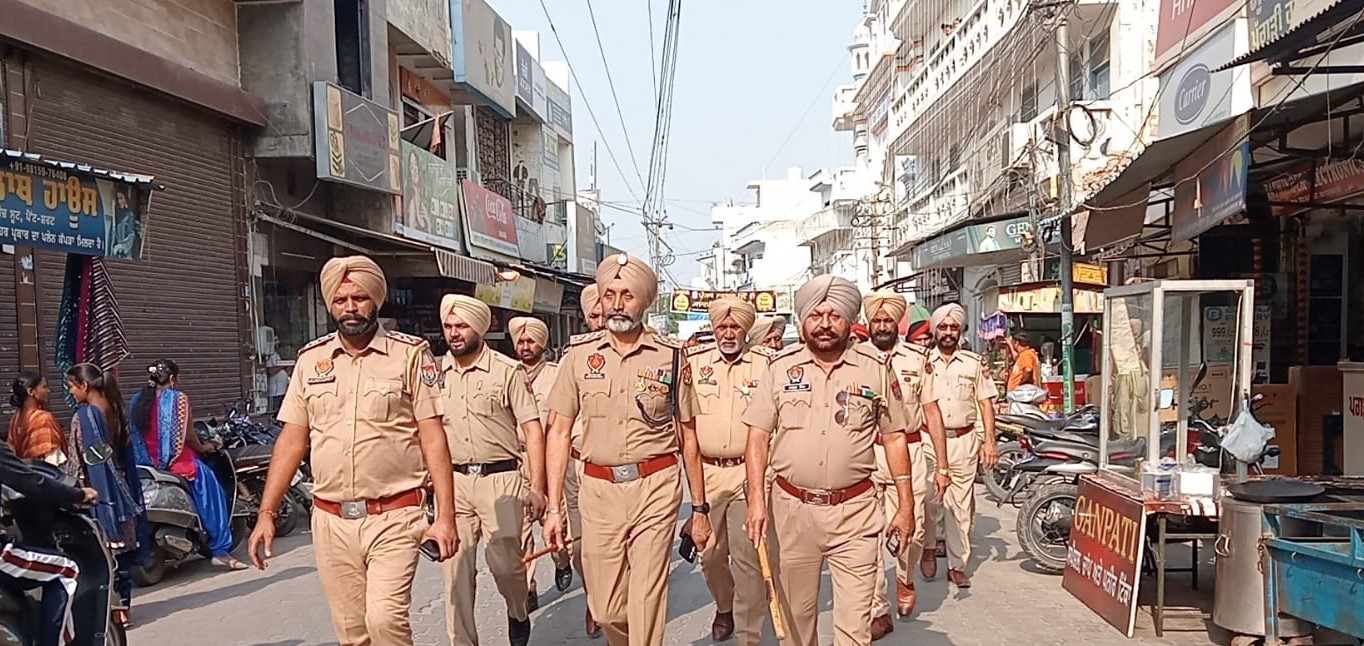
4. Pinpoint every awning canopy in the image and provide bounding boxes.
[1215,0,1364,72]
[888,211,1052,272]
